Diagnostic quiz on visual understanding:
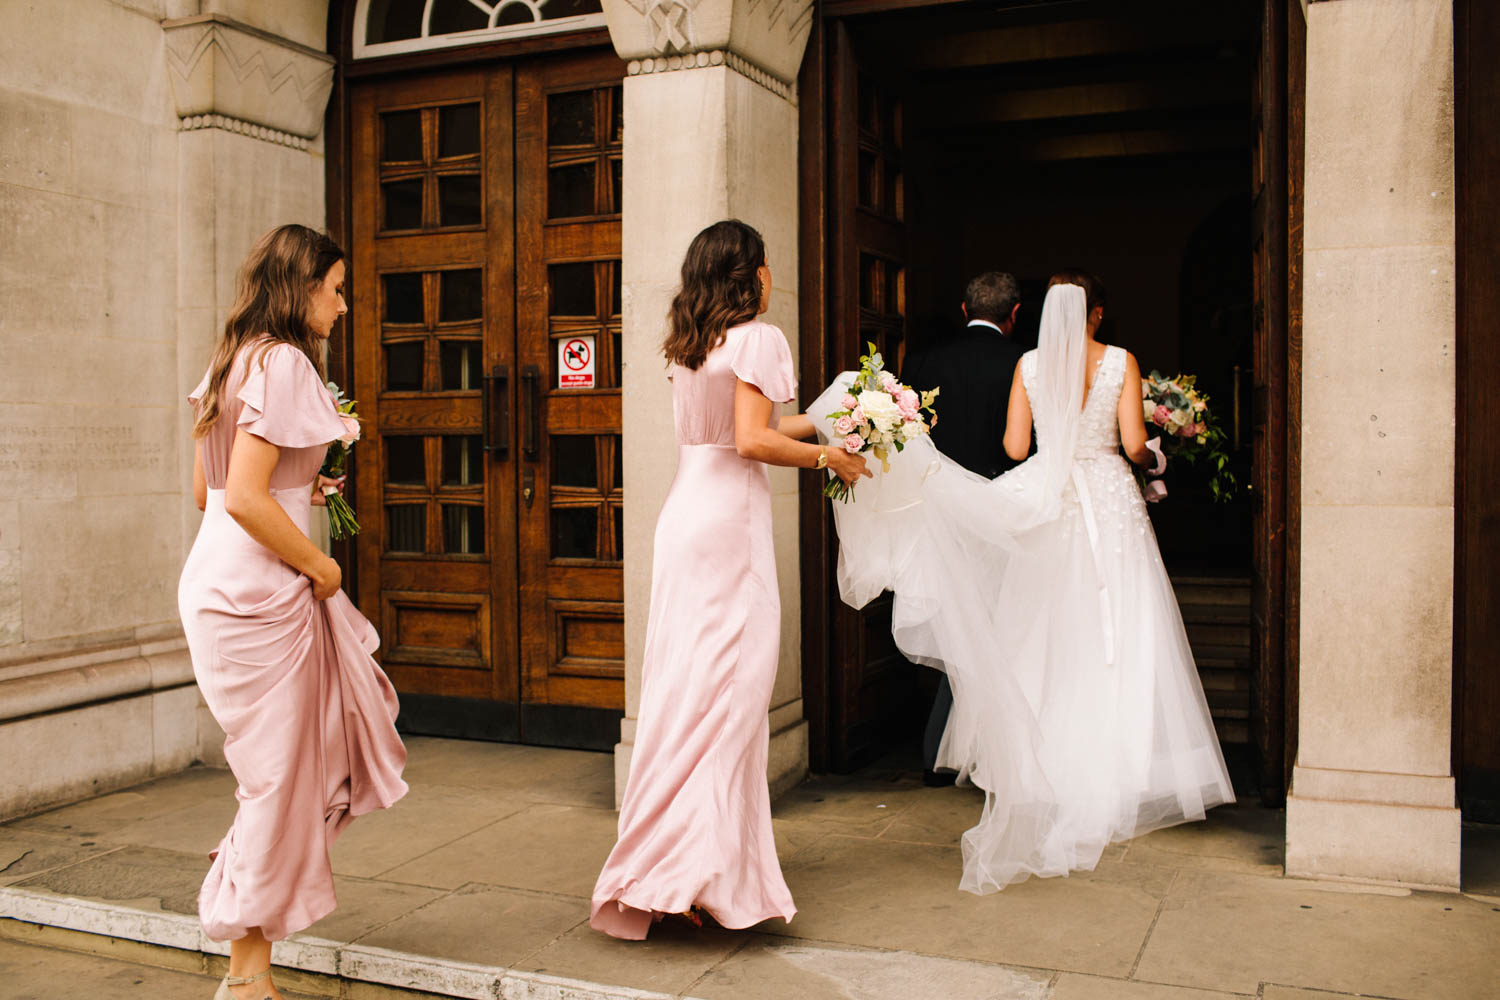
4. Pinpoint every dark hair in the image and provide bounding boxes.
[1048,269,1107,315]
[963,271,1021,324]
[663,219,766,370]
[193,224,345,438]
